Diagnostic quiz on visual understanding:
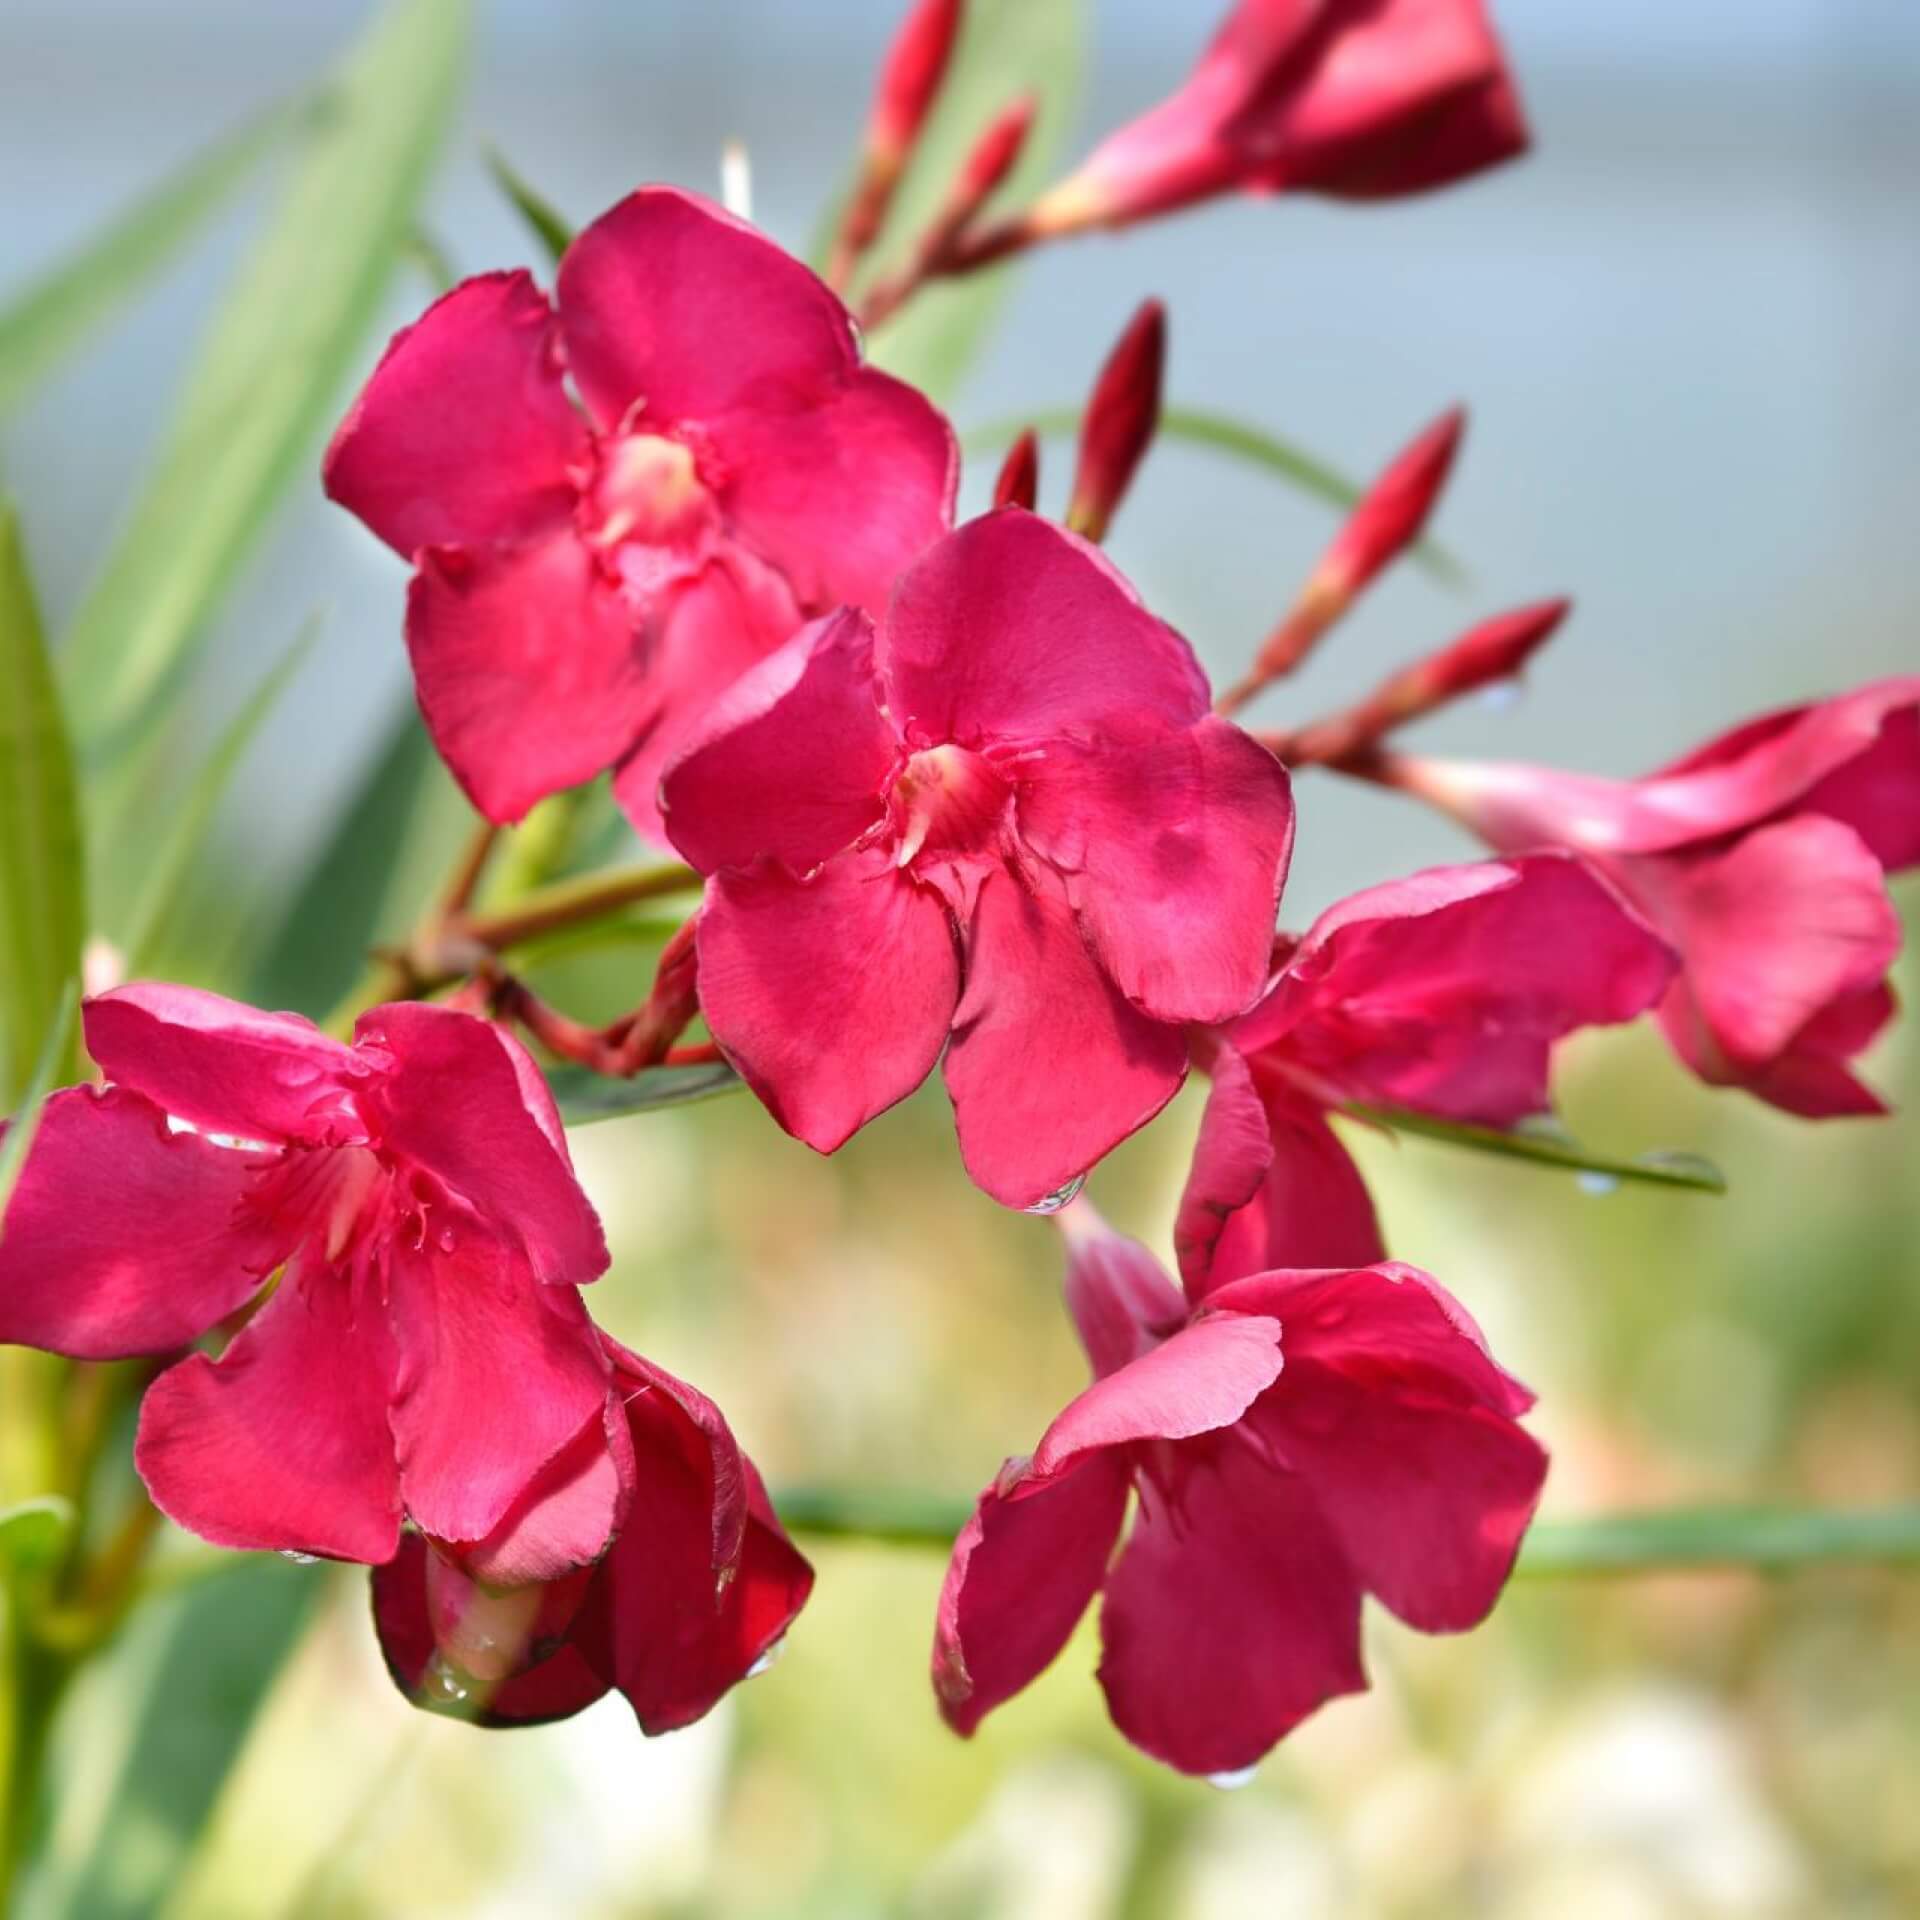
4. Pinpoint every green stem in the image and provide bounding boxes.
[456,860,699,955]
[773,1488,1920,1574]
[1,1612,69,1905]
